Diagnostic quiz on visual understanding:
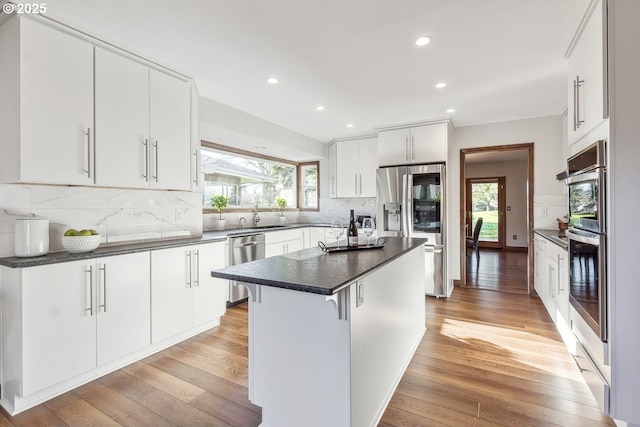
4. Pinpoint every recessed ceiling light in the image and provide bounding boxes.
[415,36,431,46]
[446,108,455,114]
[266,77,279,85]
[346,123,354,128]
[316,105,325,111]
[435,82,447,89]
